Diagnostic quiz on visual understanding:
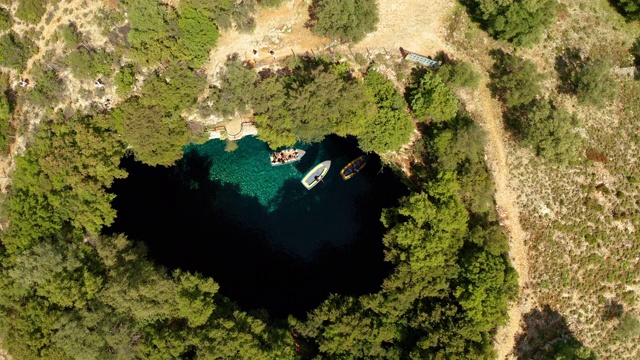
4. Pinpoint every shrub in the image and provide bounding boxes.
[358,109,413,153]
[632,37,640,67]
[0,87,12,153]
[0,6,12,31]
[64,48,115,80]
[115,64,137,96]
[59,23,82,48]
[465,0,558,47]
[438,61,480,89]
[612,0,640,20]
[489,49,542,108]
[310,0,379,43]
[506,99,583,163]
[555,49,617,107]
[0,31,37,71]
[408,72,458,123]
[617,313,640,339]
[15,0,48,24]
[26,67,64,108]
